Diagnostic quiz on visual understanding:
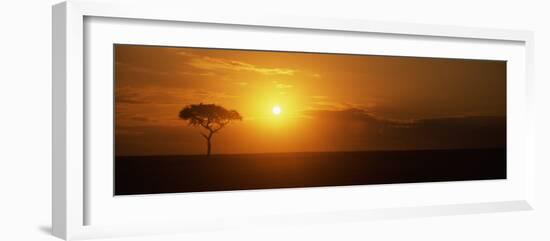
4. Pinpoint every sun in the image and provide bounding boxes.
[272,105,282,116]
